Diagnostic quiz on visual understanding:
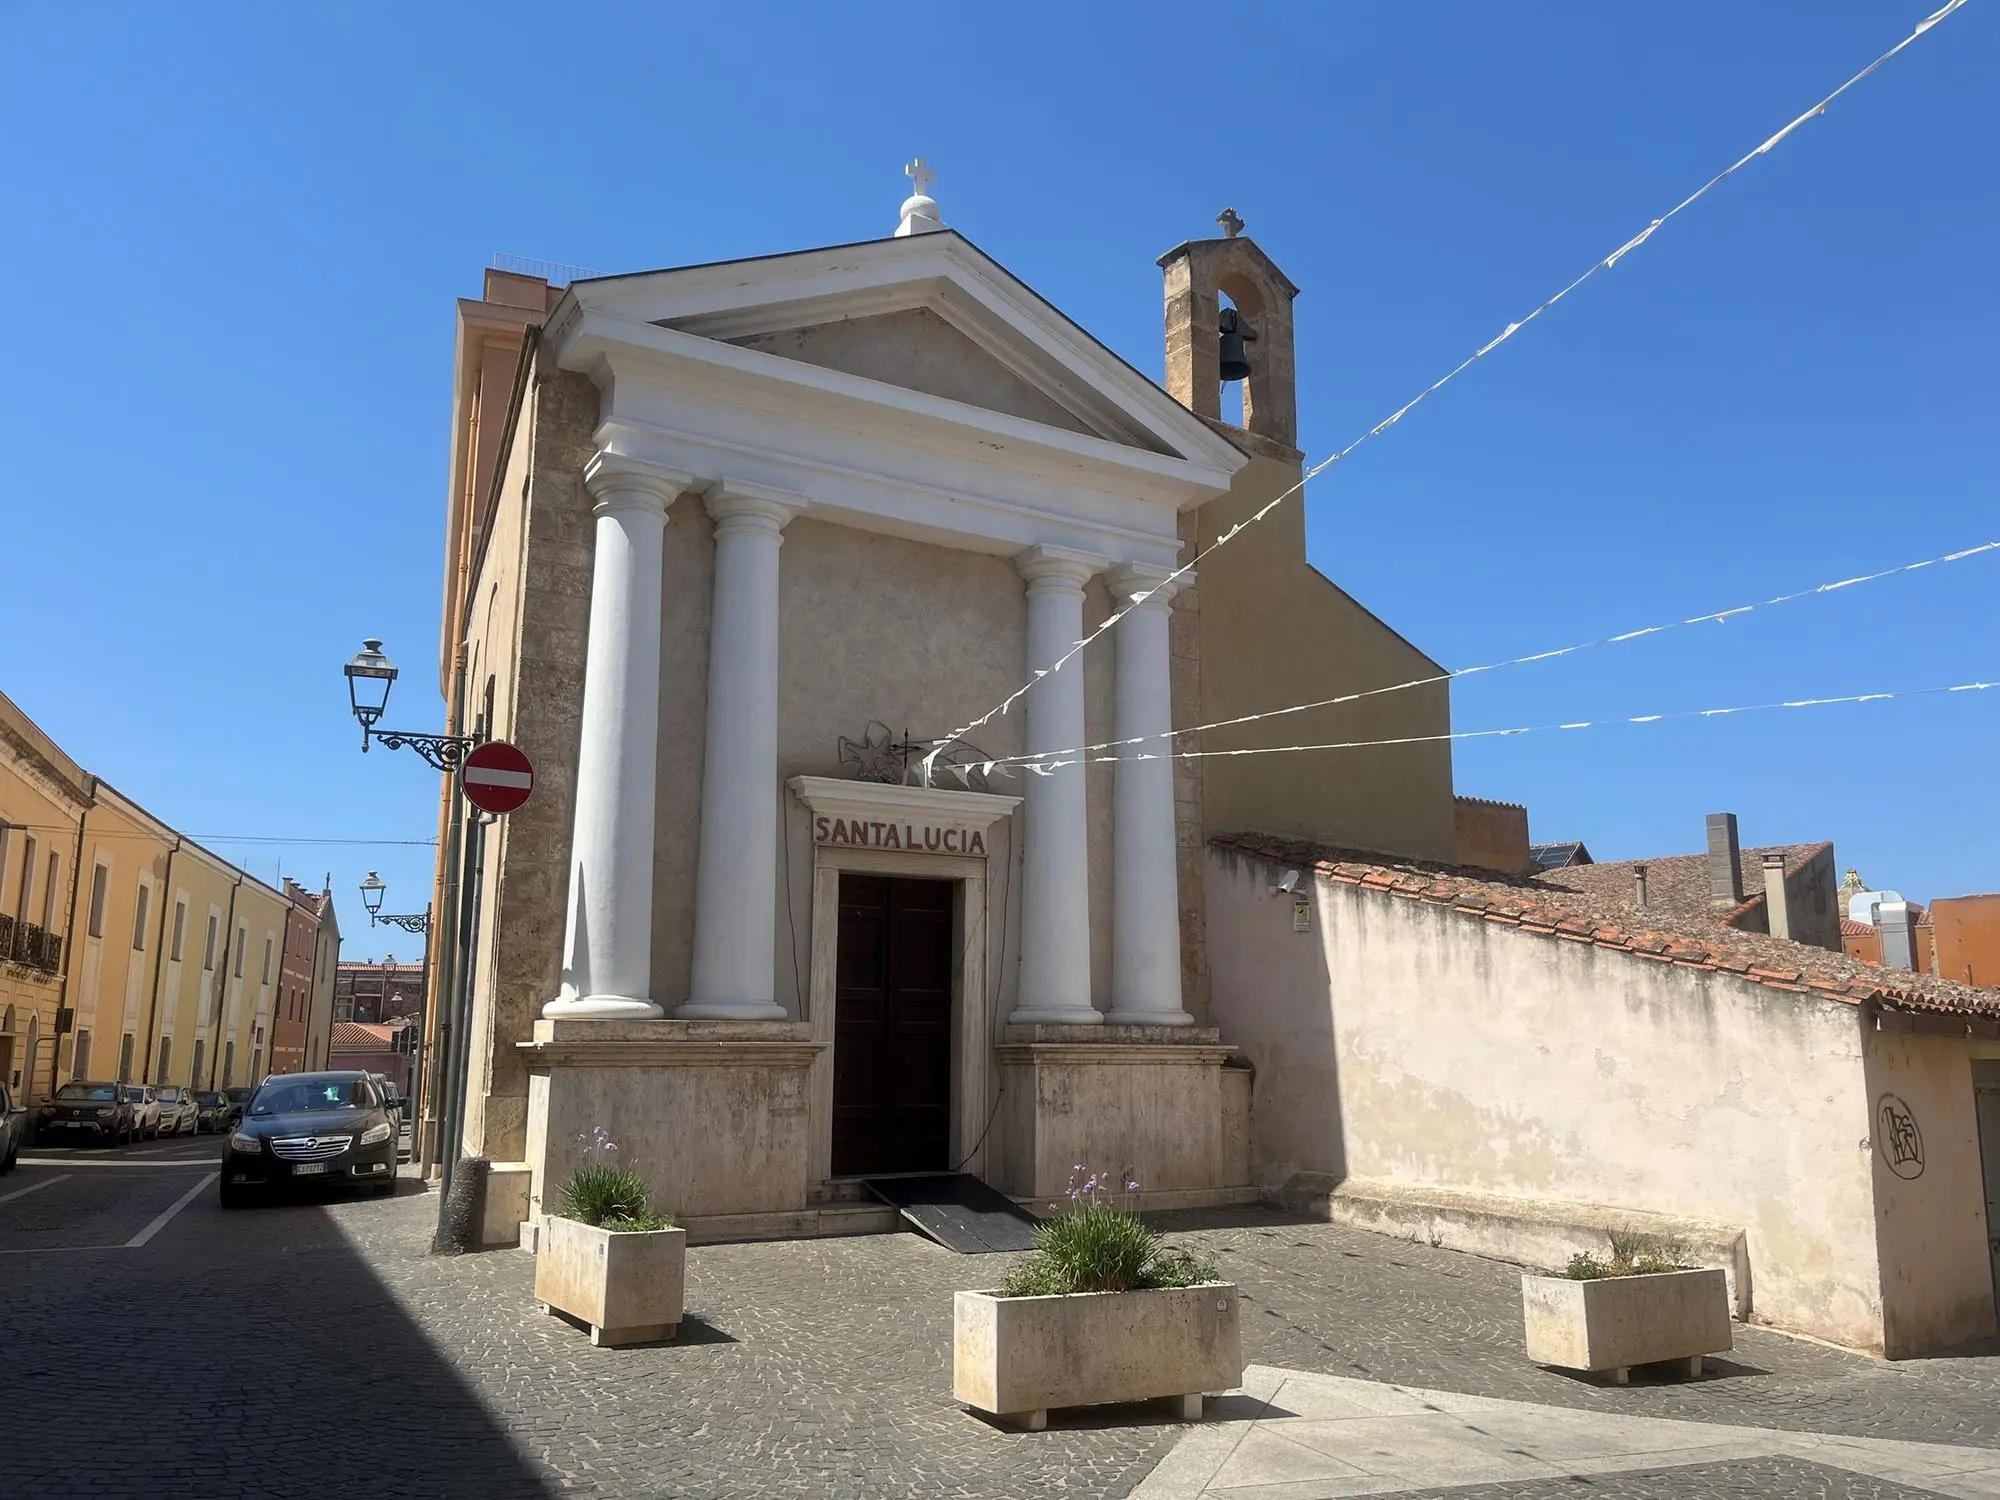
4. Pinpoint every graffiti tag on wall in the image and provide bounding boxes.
[1875,1093,1925,1180]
